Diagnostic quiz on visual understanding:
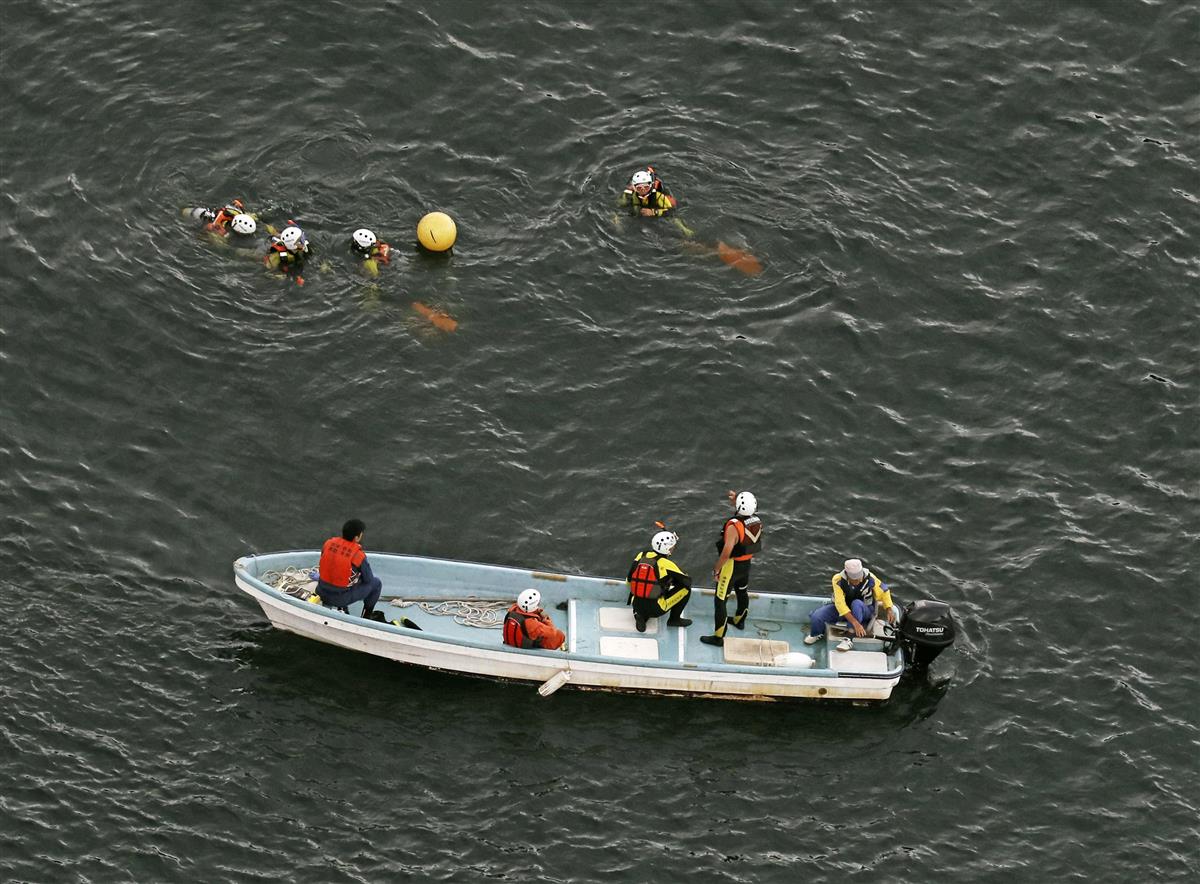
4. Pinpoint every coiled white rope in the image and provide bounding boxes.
[382,597,508,629]
[261,566,318,599]
[259,568,508,628]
